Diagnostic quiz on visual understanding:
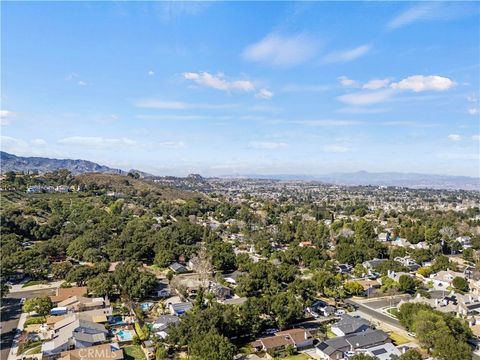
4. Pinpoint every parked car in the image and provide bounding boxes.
[335,309,346,316]
[20,298,26,305]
